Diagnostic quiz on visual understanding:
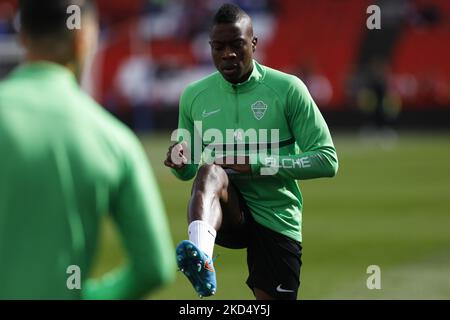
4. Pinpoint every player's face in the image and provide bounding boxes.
[209,19,257,84]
